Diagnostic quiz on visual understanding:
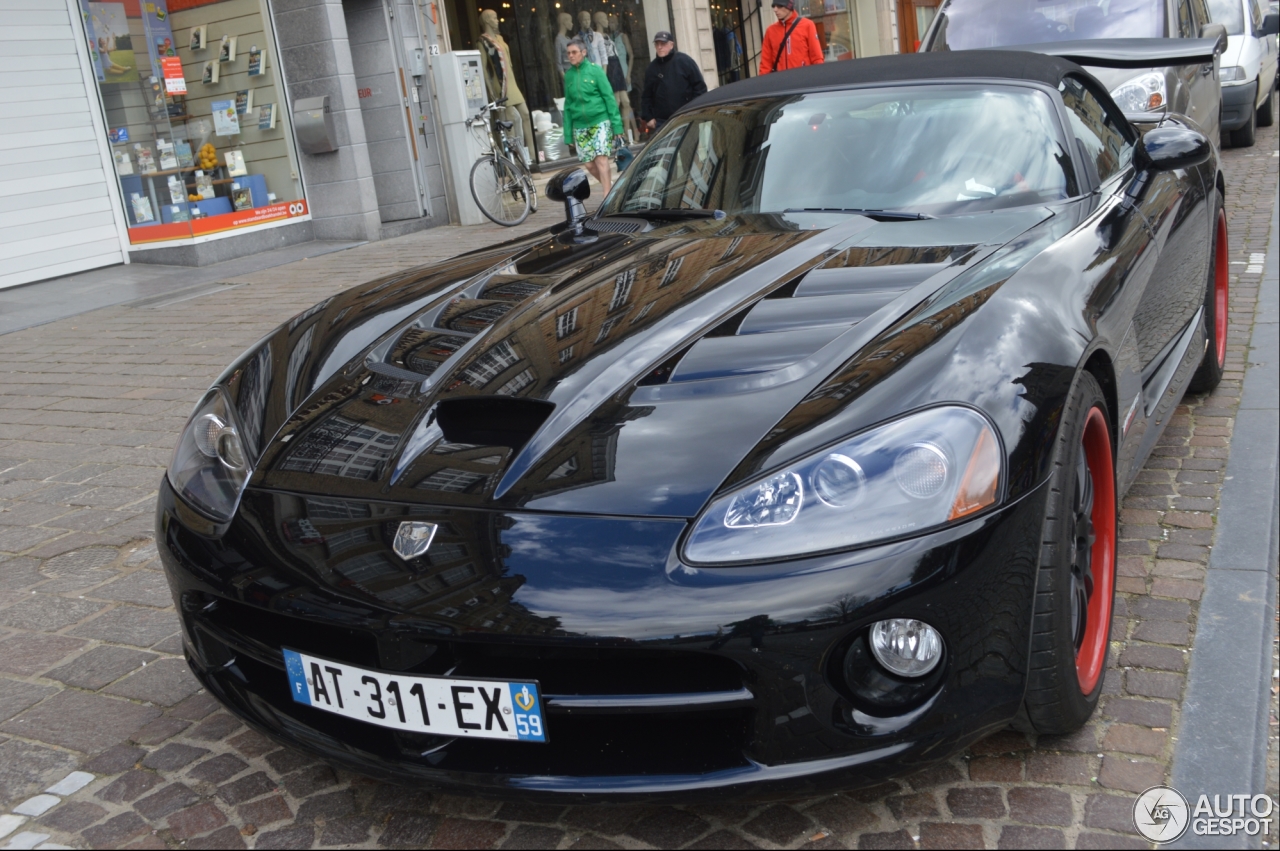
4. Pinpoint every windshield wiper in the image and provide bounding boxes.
[616,208,727,220]
[783,208,934,220]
